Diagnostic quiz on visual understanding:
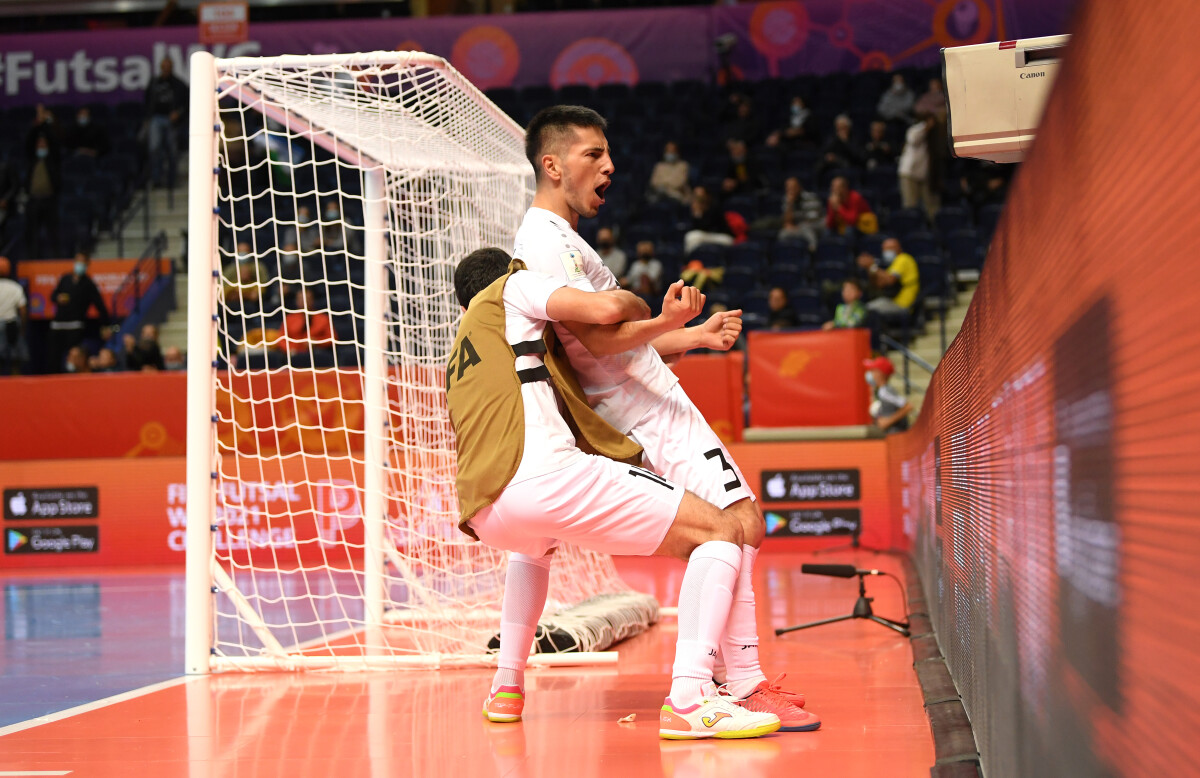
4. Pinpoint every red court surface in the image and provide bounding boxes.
[0,550,932,777]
